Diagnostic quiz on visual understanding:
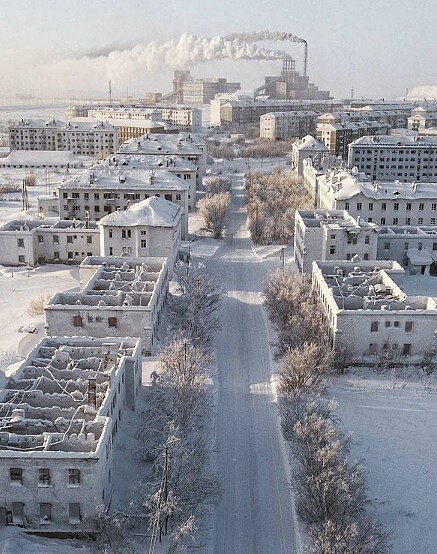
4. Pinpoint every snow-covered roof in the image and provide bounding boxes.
[294,135,328,151]
[0,150,79,166]
[261,111,319,118]
[98,196,182,228]
[94,153,196,172]
[59,167,189,192]
[118,135,203,156]
[10,118,116,131]
[350,134,437,147]
[317,121,389,132]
